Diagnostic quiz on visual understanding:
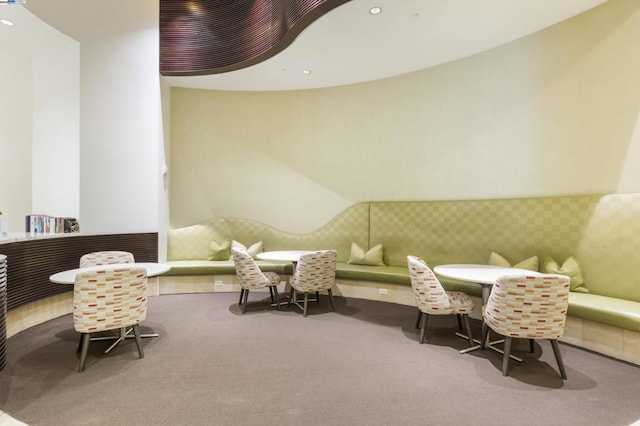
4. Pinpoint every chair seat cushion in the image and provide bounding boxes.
[568,292,640,332]
[263,271,281,286]
[447,291,474,314]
